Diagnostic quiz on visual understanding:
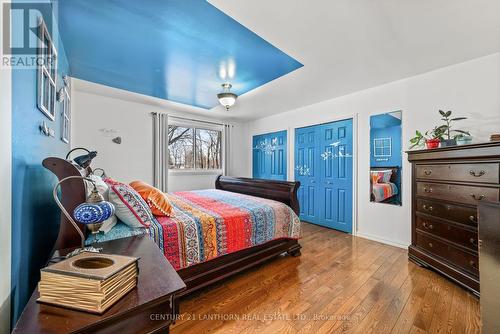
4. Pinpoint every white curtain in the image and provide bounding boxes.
[223,124,232,176]
[152,113,168,192]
